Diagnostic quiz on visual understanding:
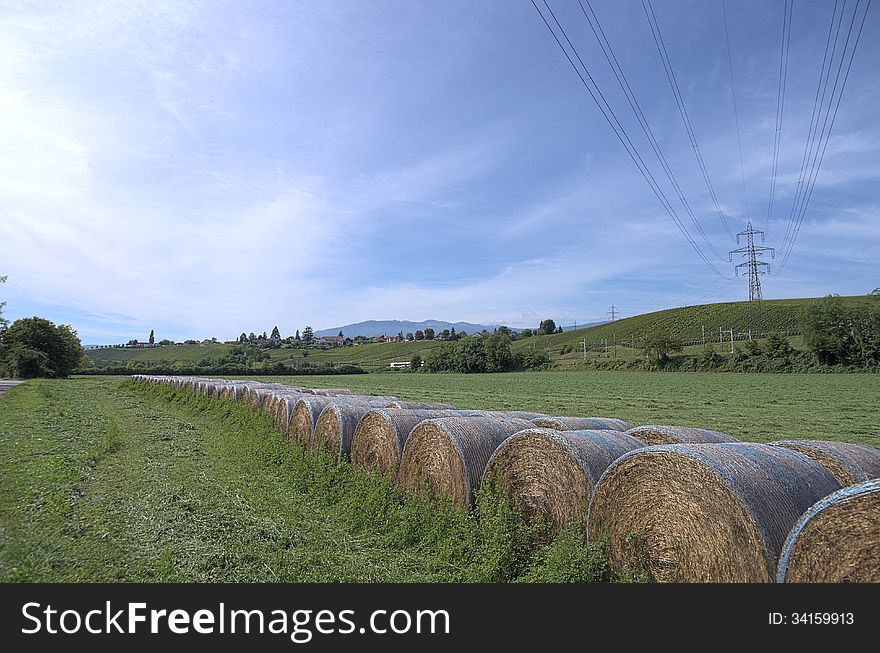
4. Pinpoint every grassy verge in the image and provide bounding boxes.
[0,377,638,582]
